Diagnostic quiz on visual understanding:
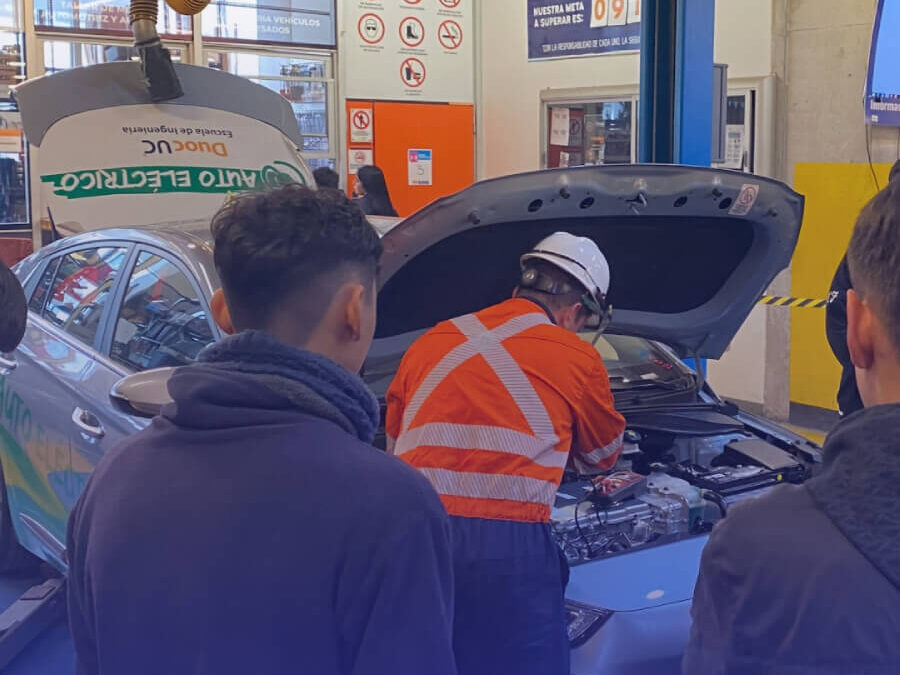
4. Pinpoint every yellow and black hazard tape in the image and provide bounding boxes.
[759,295,829,309]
